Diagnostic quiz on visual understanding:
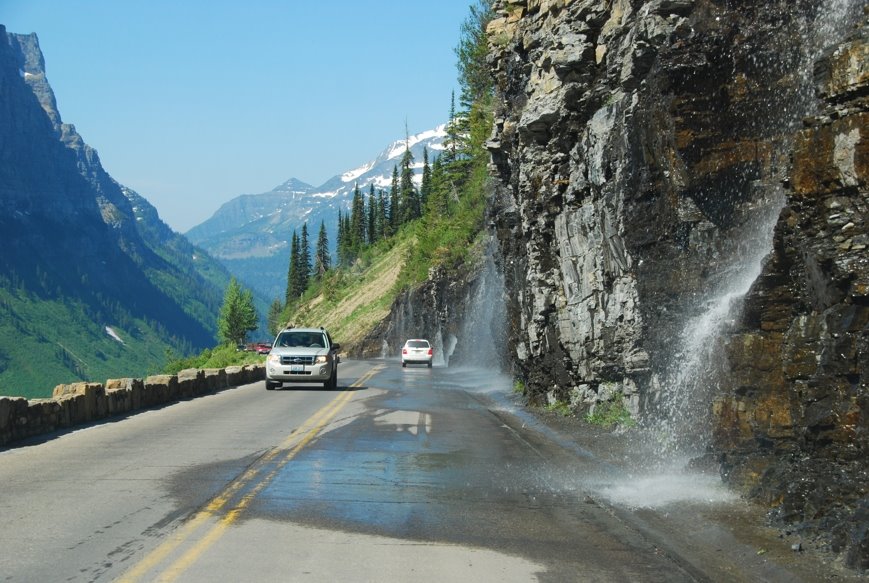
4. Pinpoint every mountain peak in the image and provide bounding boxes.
[186,124,447,299]
[272,178,316,193]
